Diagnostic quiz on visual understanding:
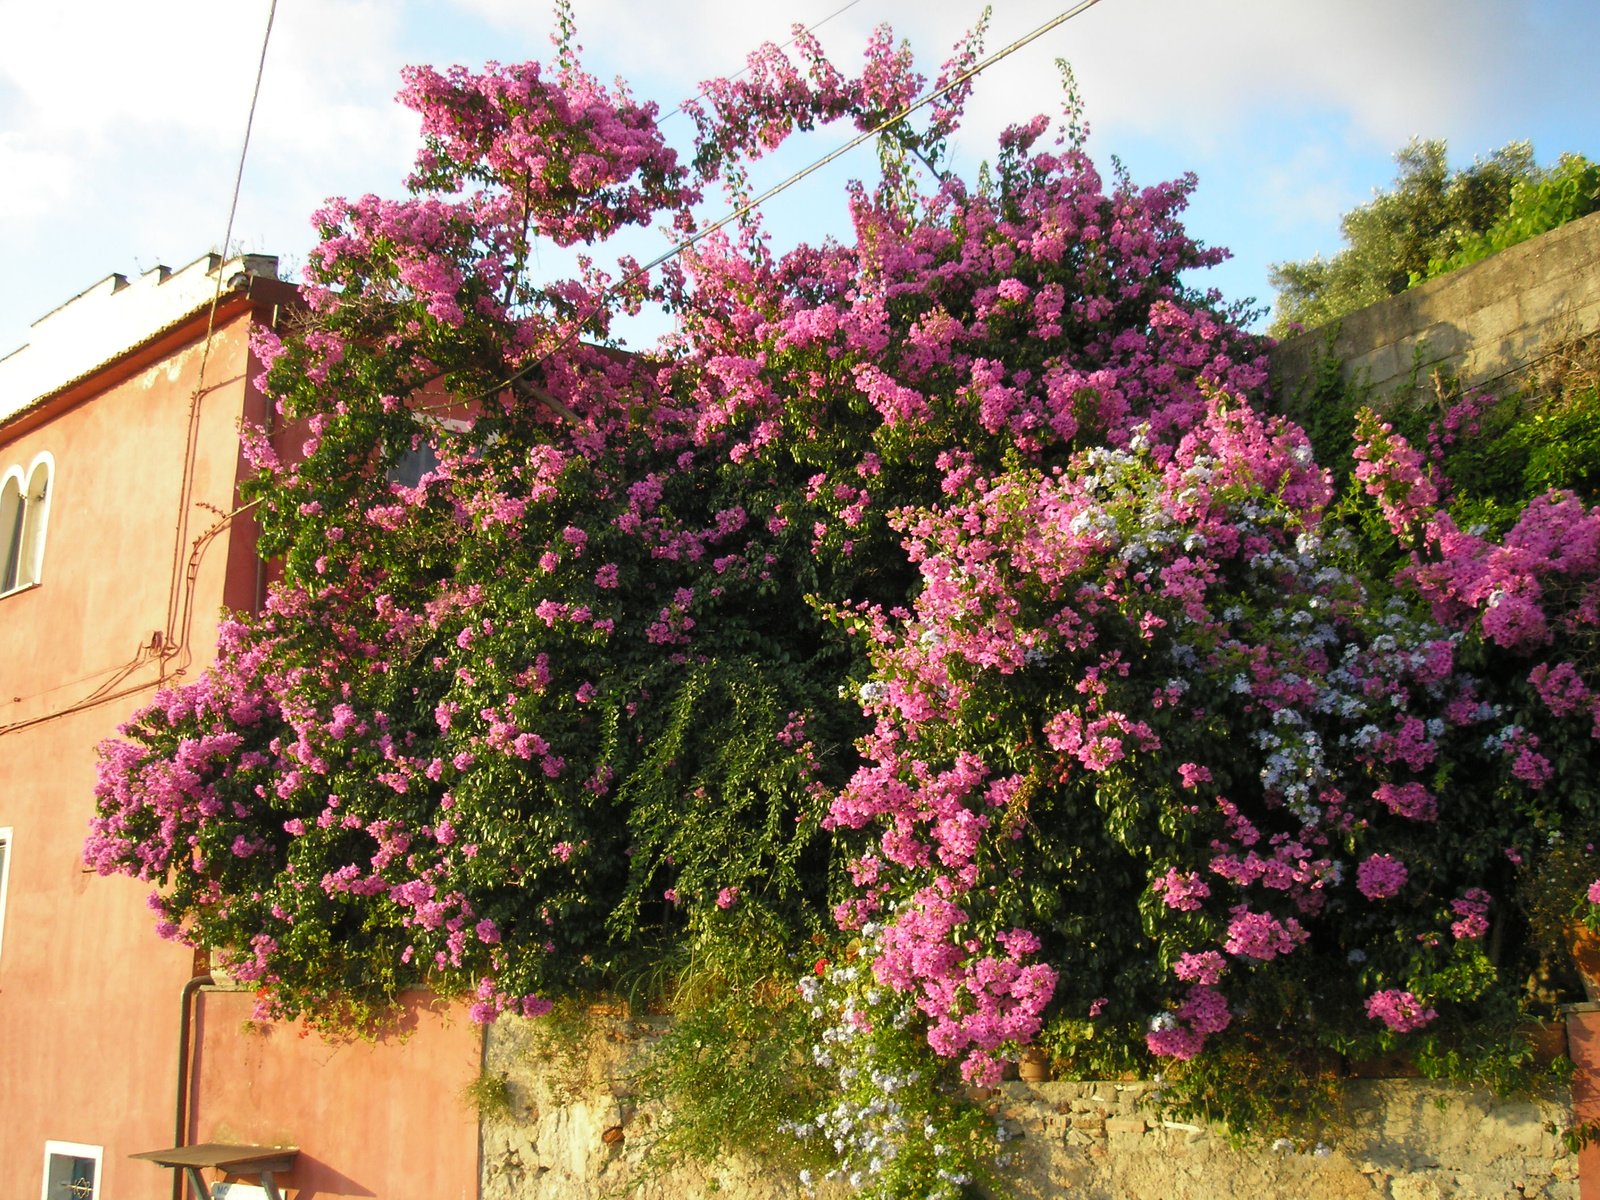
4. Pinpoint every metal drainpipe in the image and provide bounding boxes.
[252,305,278,618]
[174,973,214,1200]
